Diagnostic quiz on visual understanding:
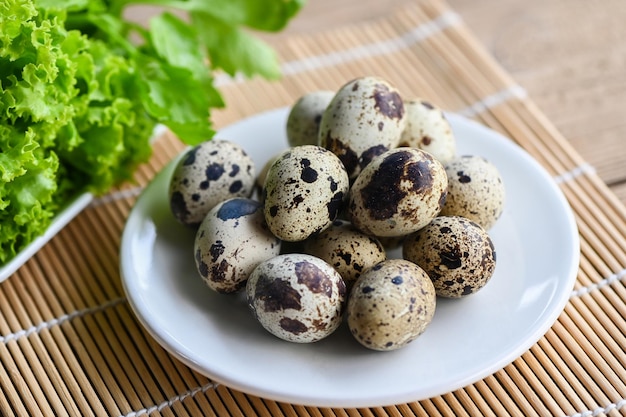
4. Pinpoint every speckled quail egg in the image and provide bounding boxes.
[287,91,335,147]
[399,99,456,165]
[169,140,255,227]
[346,259,436,351]
[303,219,387,291]
[349,147,448,237]
[318,76,406,179]
[402,216,497,298]
[440,155,505,230]
[194,198,281,293]
[255,152,282,202]
[246,253,346,343]
[263,145,349,242]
